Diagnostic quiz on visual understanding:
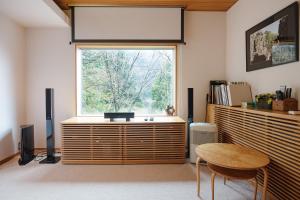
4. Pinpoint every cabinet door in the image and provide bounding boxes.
[62,125,92,163]
[92,125,122,163]
[154,123,185,161]
[123,124,155,162]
